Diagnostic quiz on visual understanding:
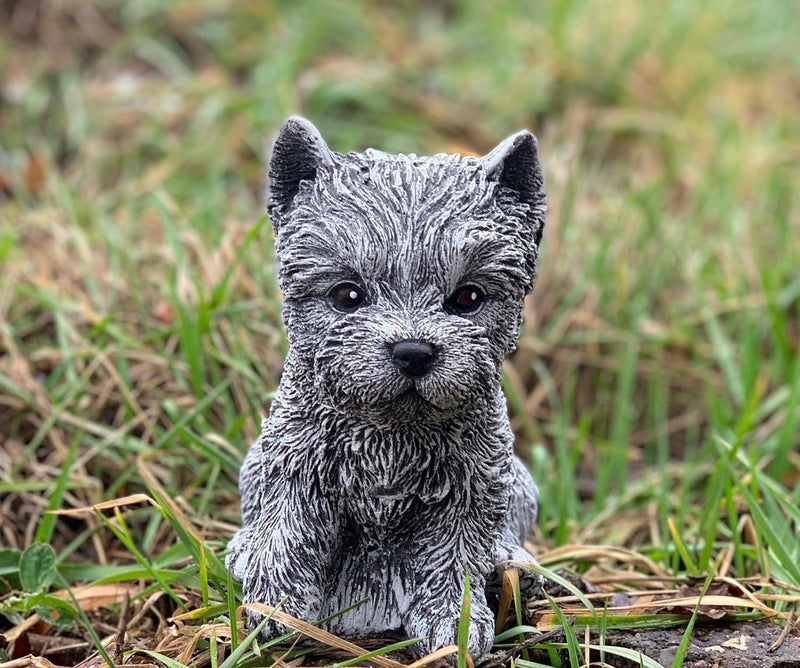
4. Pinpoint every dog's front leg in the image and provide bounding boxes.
[402,527,496,658]
[229,477,339,637]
